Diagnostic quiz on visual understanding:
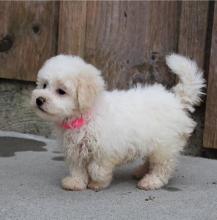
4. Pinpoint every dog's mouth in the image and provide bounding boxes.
[38,106,46,113]
[37,106,56,117]
[37,106,51,115]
